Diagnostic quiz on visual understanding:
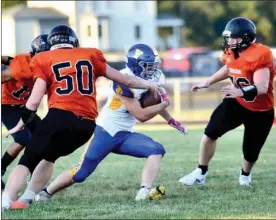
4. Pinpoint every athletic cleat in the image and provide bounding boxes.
[239,172,252,186]
[135,187,150,201]
[179,168,208,186]
[2,192,12,212]
[9,200,31,210]
[149,185,165,200]
[35,189,52,202]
